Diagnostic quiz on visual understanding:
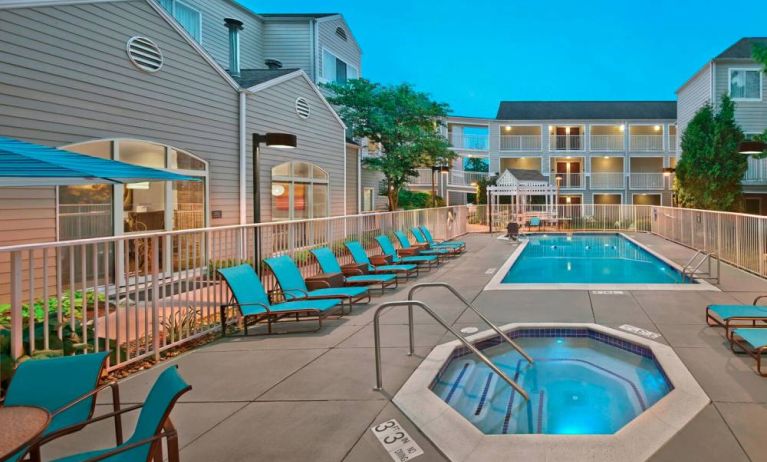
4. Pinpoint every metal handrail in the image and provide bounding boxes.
[681,250,720,284]
[373,300,529,400]
[406,282,533,364]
